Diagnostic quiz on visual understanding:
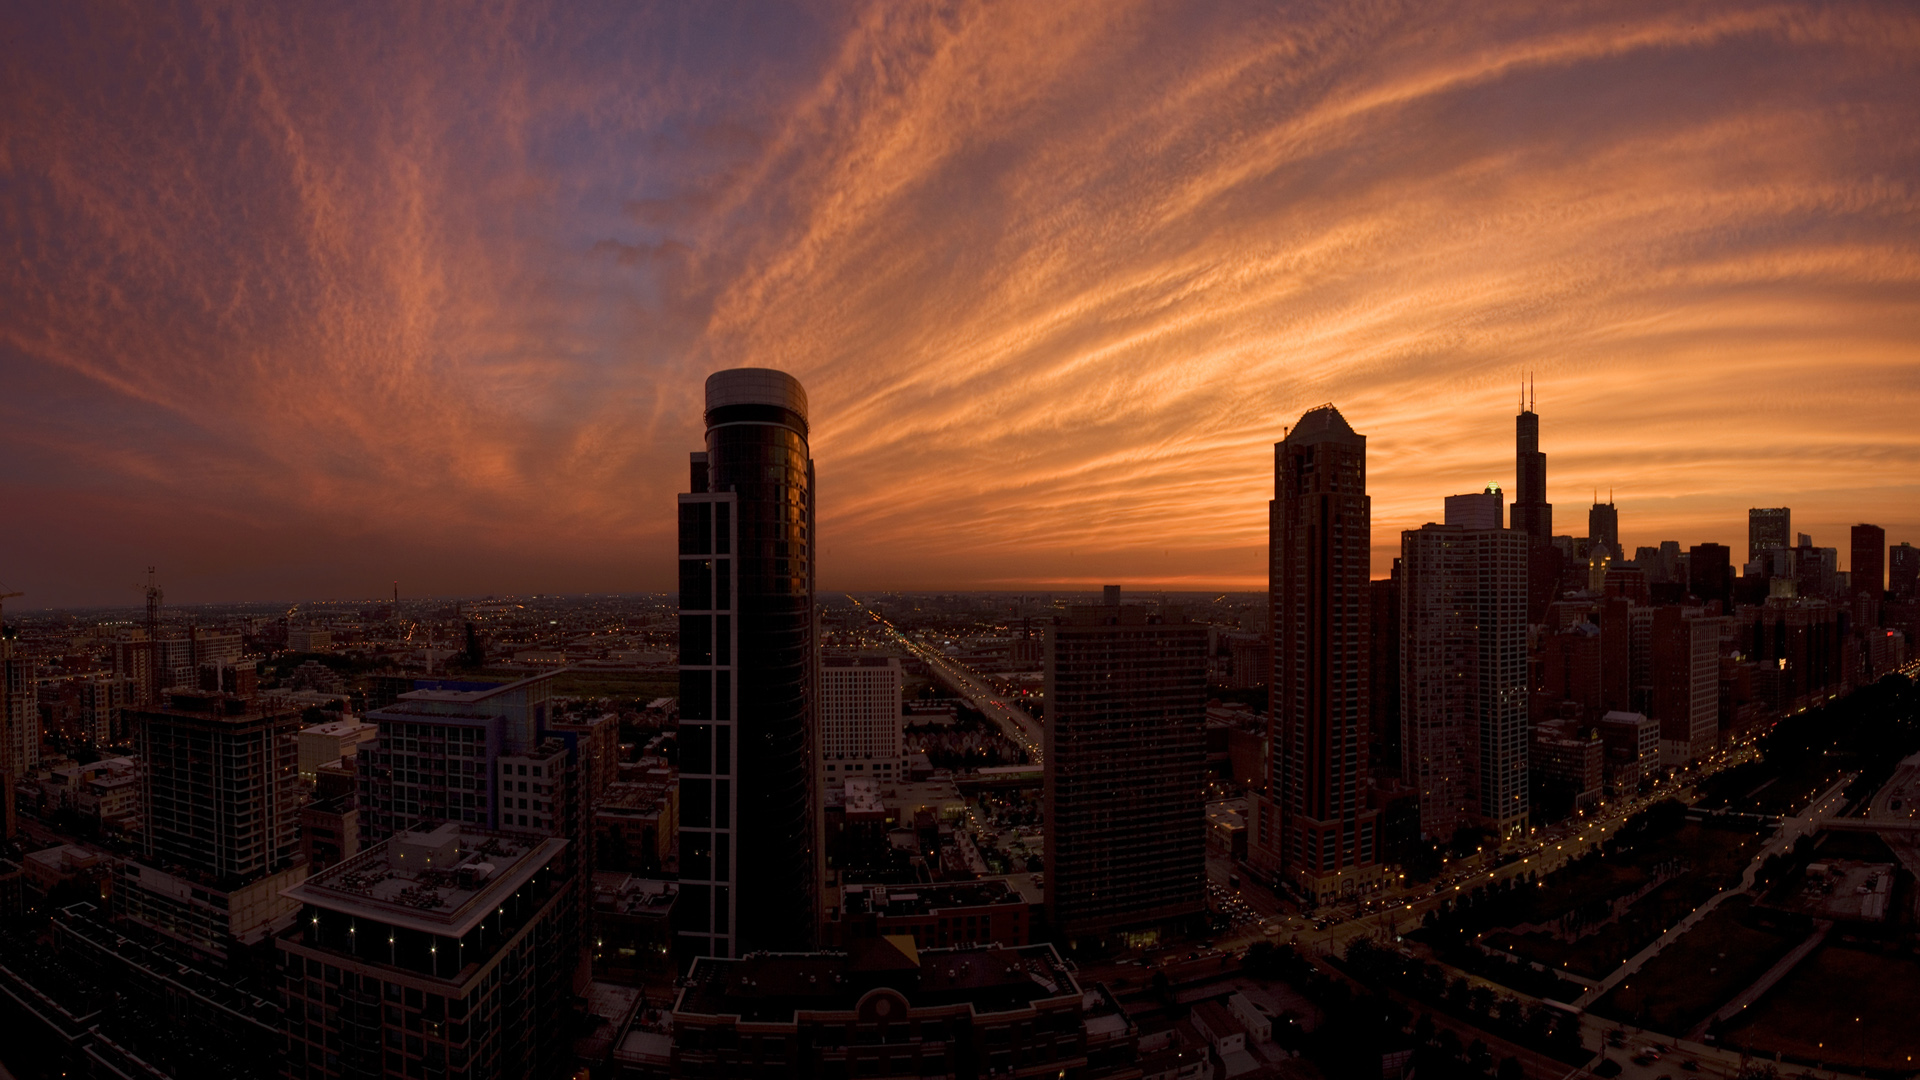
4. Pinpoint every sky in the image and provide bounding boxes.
[3,0,1917,608]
